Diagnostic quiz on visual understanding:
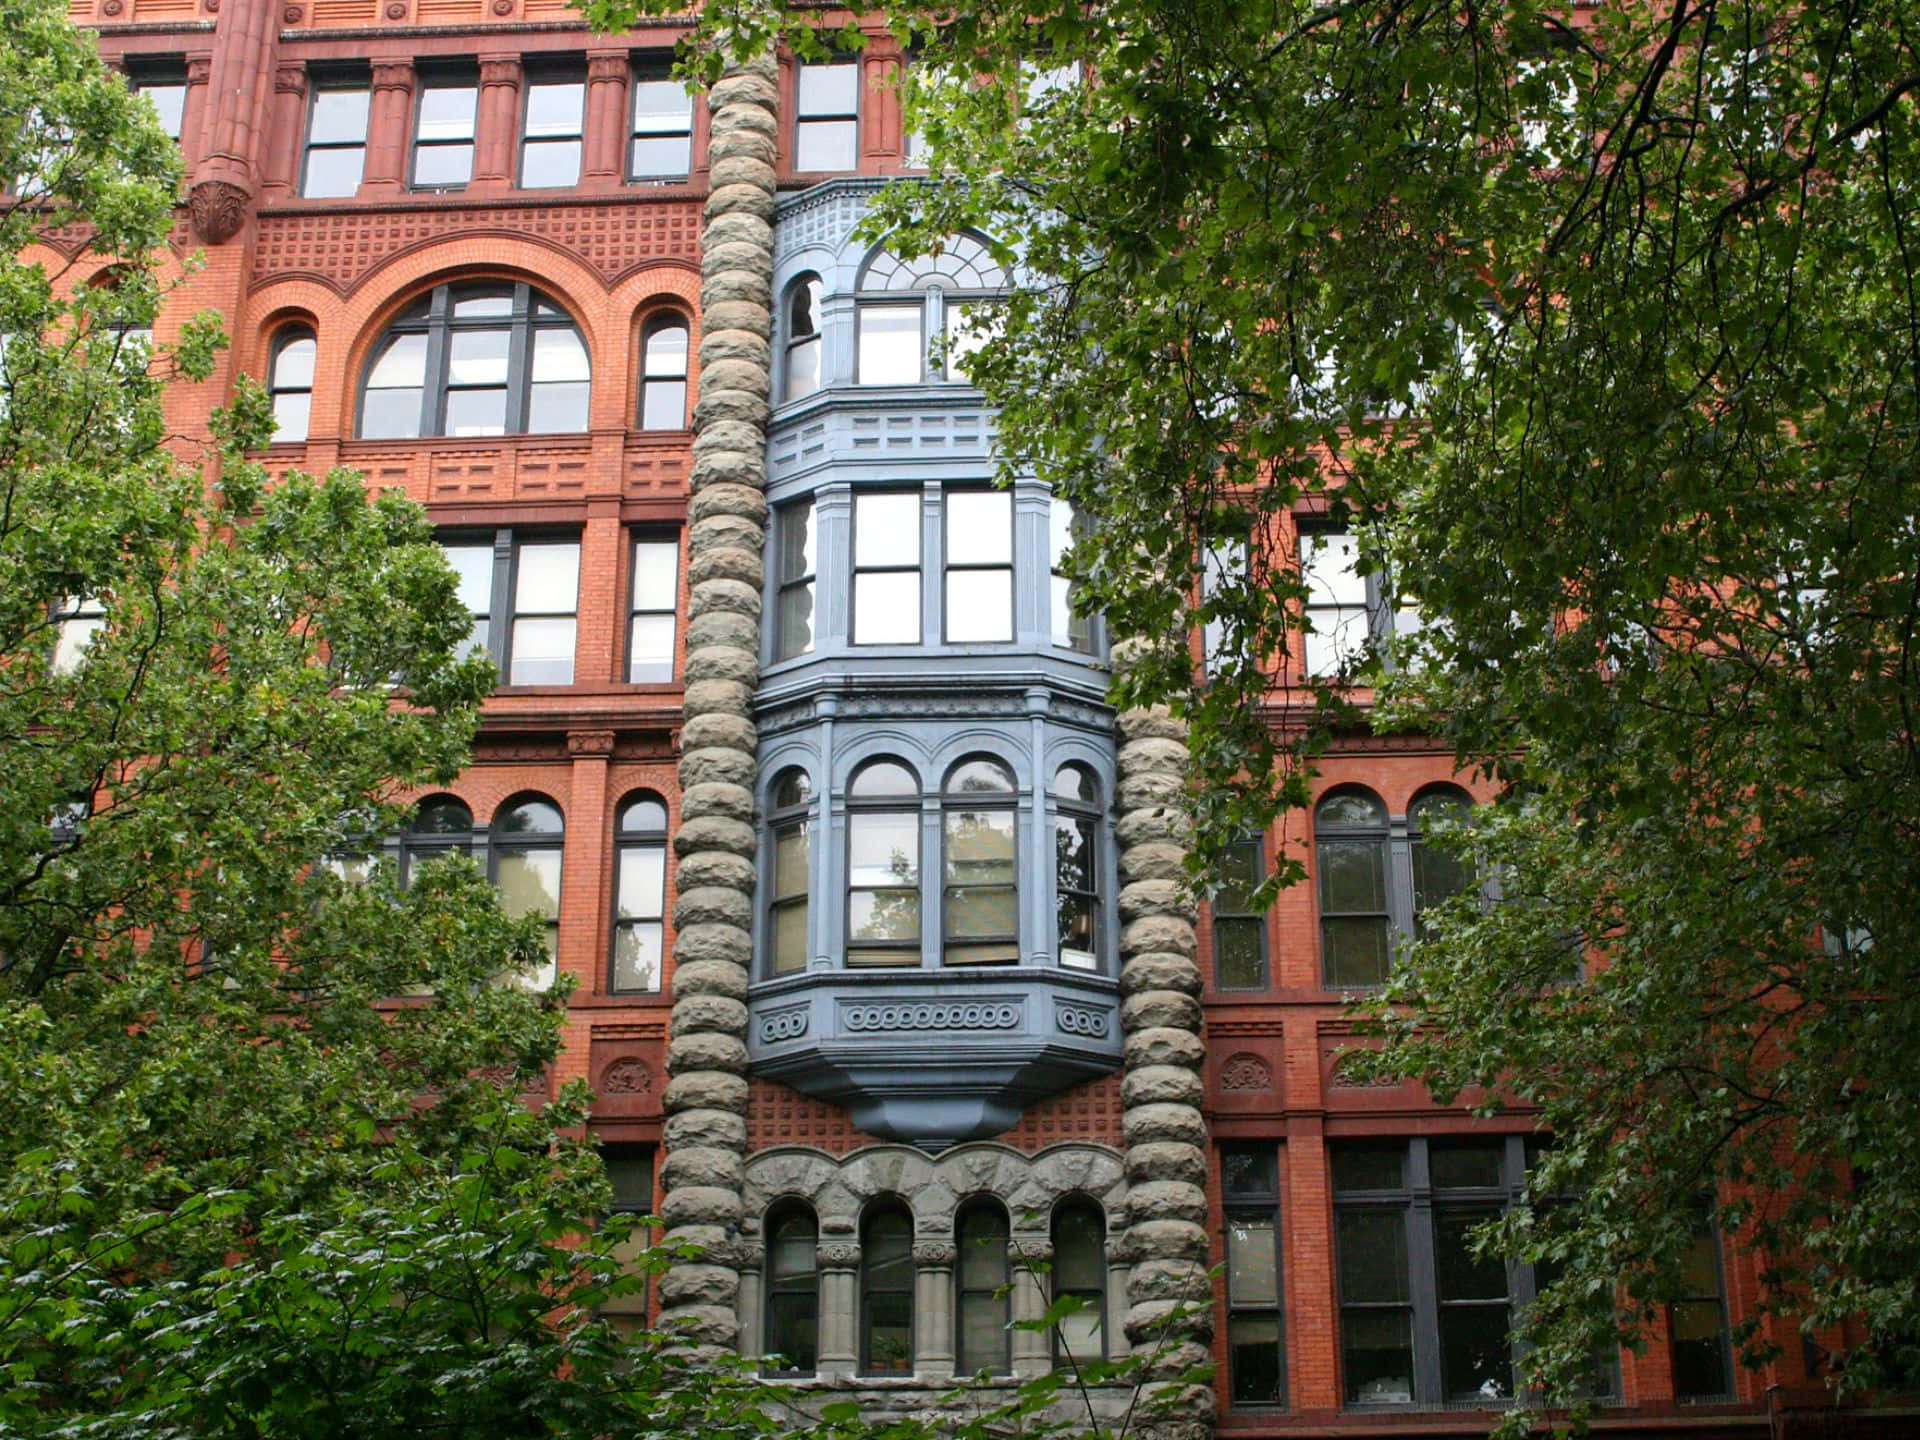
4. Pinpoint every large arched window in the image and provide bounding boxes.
[359,281,589,439]
[1317,788,1390,988]
[855,233,1007,386]
[768,768,813,977]
[860,1201,915,1375]
[1051,1198,1107,1366]
[398,795,472,882]
[764,1202,819,1376]
[493,795,563,989]
[268,327,315,442]
[943,756,1017,966]
[637,315,689,430]
[1052,763,1100,971]
[846,759,921,968]
[782,274,823,402]
[1409,786,1475,939]
[612,793,667,993]
[955,1198,1011,1376]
